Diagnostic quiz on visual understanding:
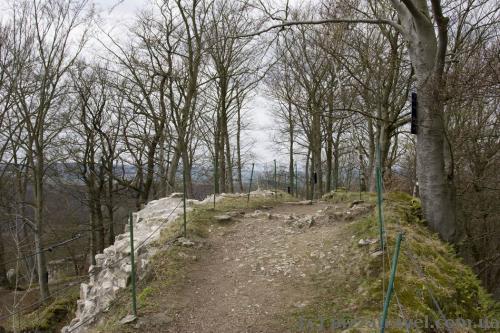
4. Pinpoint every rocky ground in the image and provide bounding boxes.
[128,200,374,333]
